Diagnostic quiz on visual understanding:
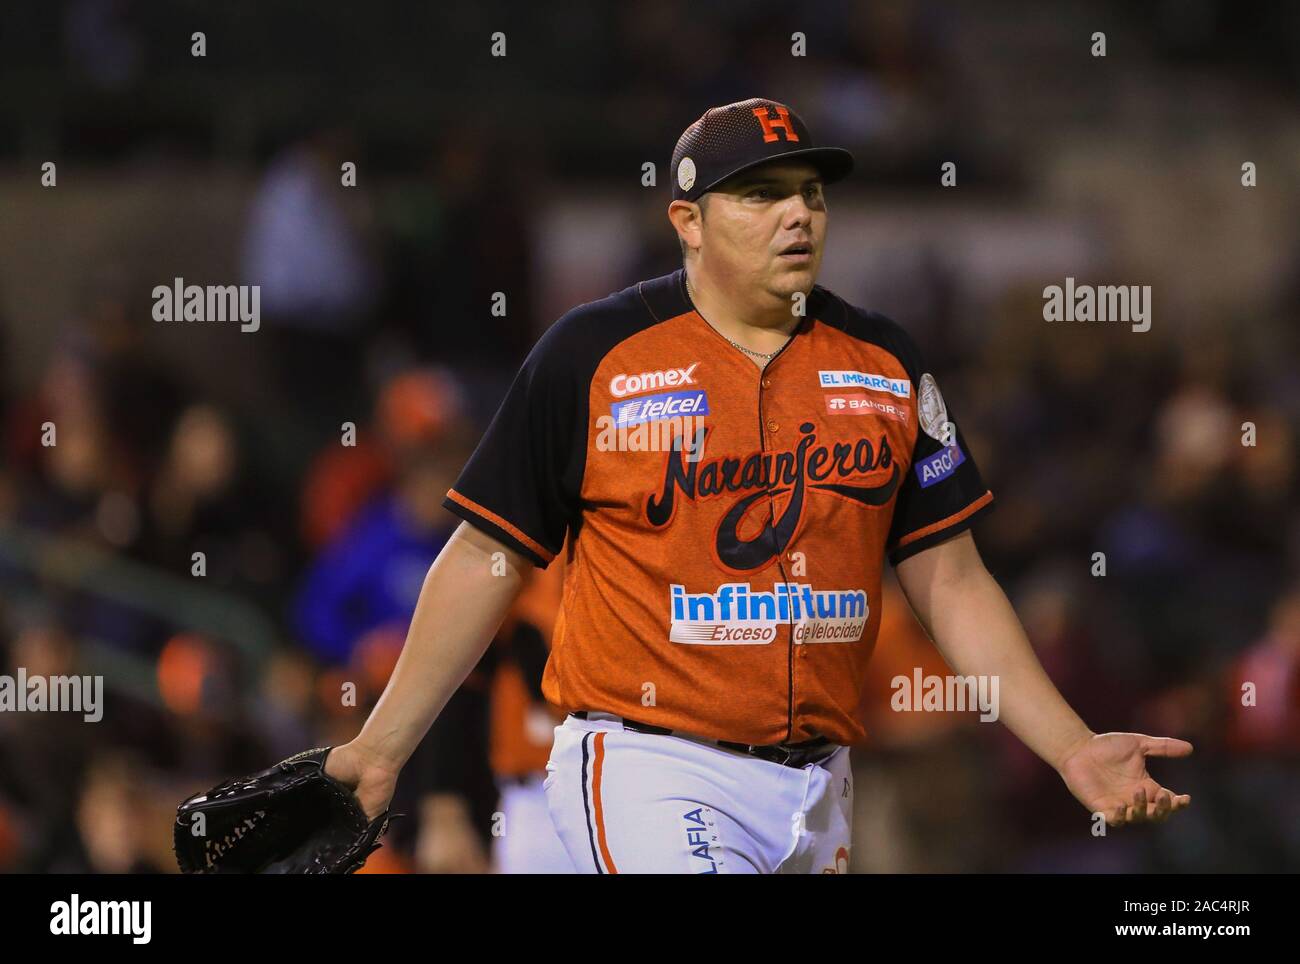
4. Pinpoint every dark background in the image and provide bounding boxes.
[0,0,1297,872]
